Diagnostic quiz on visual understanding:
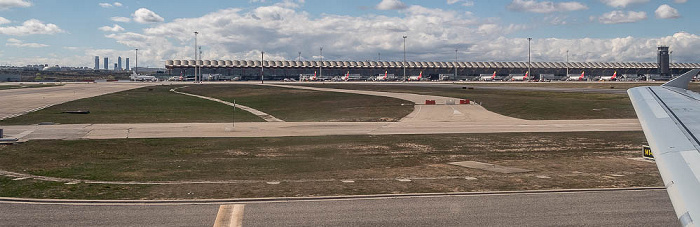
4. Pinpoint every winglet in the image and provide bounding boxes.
[663,69,700,90]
